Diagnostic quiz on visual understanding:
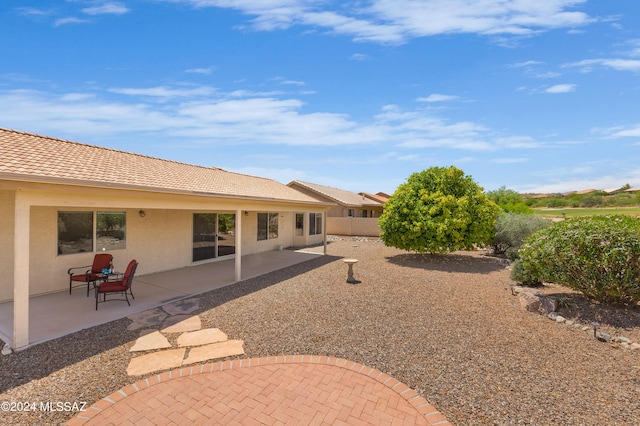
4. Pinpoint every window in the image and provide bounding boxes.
[58,212,93,254]
[193,213,236,262]
[257,212,278,241]
[348,209,355,217]
[295,213,304,236]
[97,212,126,251]
[362,210,368,218]
[309,213,322,235]
[58,211,126,255]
